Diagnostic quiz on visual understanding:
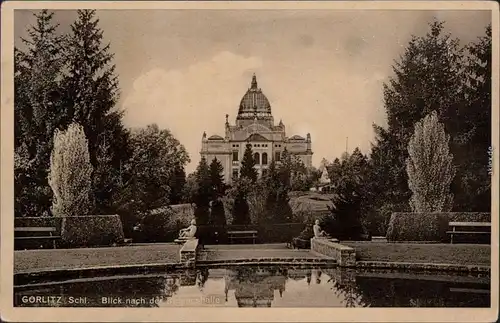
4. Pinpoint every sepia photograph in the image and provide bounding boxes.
[1,1,498,322]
